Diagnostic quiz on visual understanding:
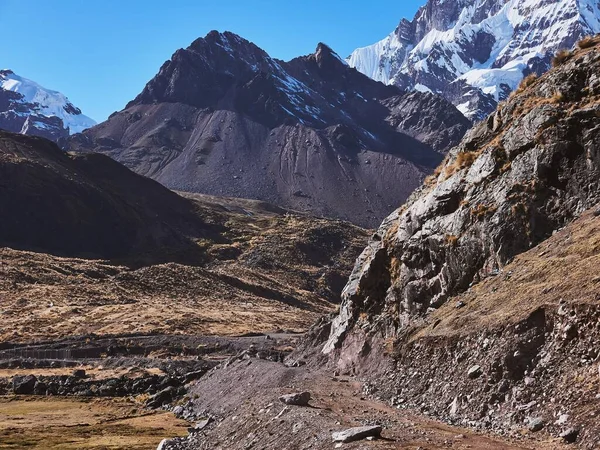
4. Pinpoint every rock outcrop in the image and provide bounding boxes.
[66,31,470,228]
[312,36,600,448]
[325,38,600,355]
